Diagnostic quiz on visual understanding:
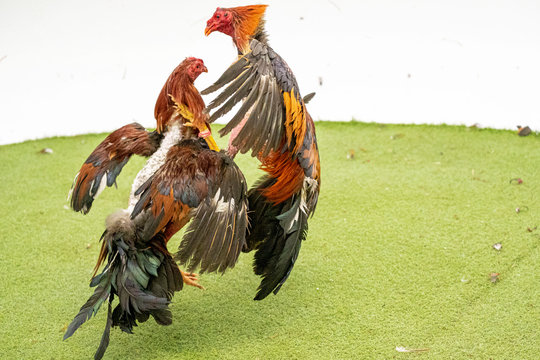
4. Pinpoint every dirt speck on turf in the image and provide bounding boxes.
[489,273,500,283]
